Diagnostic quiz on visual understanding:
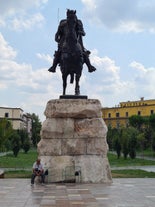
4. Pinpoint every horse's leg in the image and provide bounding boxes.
[62,74,67,95]
[75,74,80,95]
